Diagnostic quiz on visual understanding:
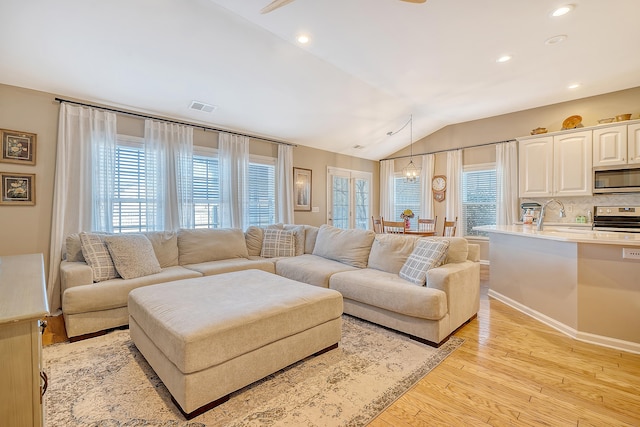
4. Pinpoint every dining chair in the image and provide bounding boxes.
[417,217,437,233]
[443,216,457,237]
[371,216,383,234]
[382,218,406,234]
